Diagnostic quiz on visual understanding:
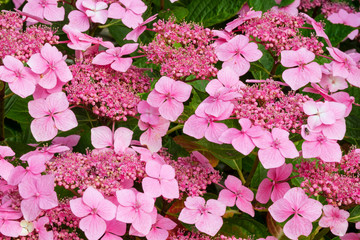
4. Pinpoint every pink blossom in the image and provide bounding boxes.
[0,205,22,237]
[215,35,262,76]
[138,117,170,153]
[256,163,292,204]
[91,126,133,154]
[320,63,348,92]
[225,8,262,32]
[341,233,360,240]
[356,222,360,229]
[137,100,160,125]
[34,217,53,240]
[183,103,232,144]
[327,9,360,40]
[101,220,126,240]
[92,44,138,72]
[116,189,156,235]
[330,91,354,117]
[0,146,15,158]
[7,156,45,185]
[108,0,147,29]
[28,92,78,141]
[212,30,232,48]
[281,48,322,90]
[178,196,226,236]
[319,205,349,236]
[300,13,331,46]
[218,175,254,217]
[252,128,299,169]
[0,55,38,98]
[219,118,264,155]
[147,76,192,121]
[28,43,73,90]
[20,144,70,162]
[269,187,323,240]
[23,0,64,23]
[142,160,179,199]
[0,160,15,182]
[52,134,81,151]
[271,0,300,16]
[125,14,157,42]
[70,186,116,240]
[18,175,58,221]
[132,146,165,164]
[301,126,342,163]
